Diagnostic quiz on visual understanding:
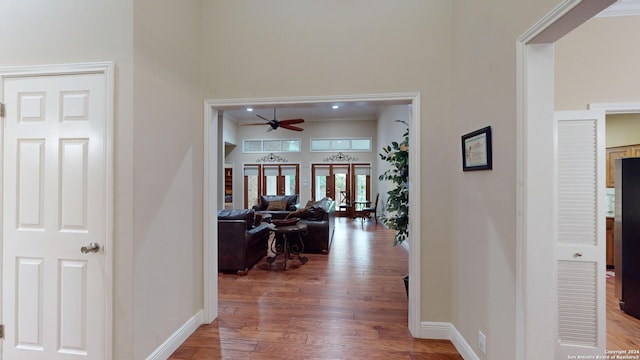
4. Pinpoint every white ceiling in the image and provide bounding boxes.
[224,102,384,123]
[597,0,640,17]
